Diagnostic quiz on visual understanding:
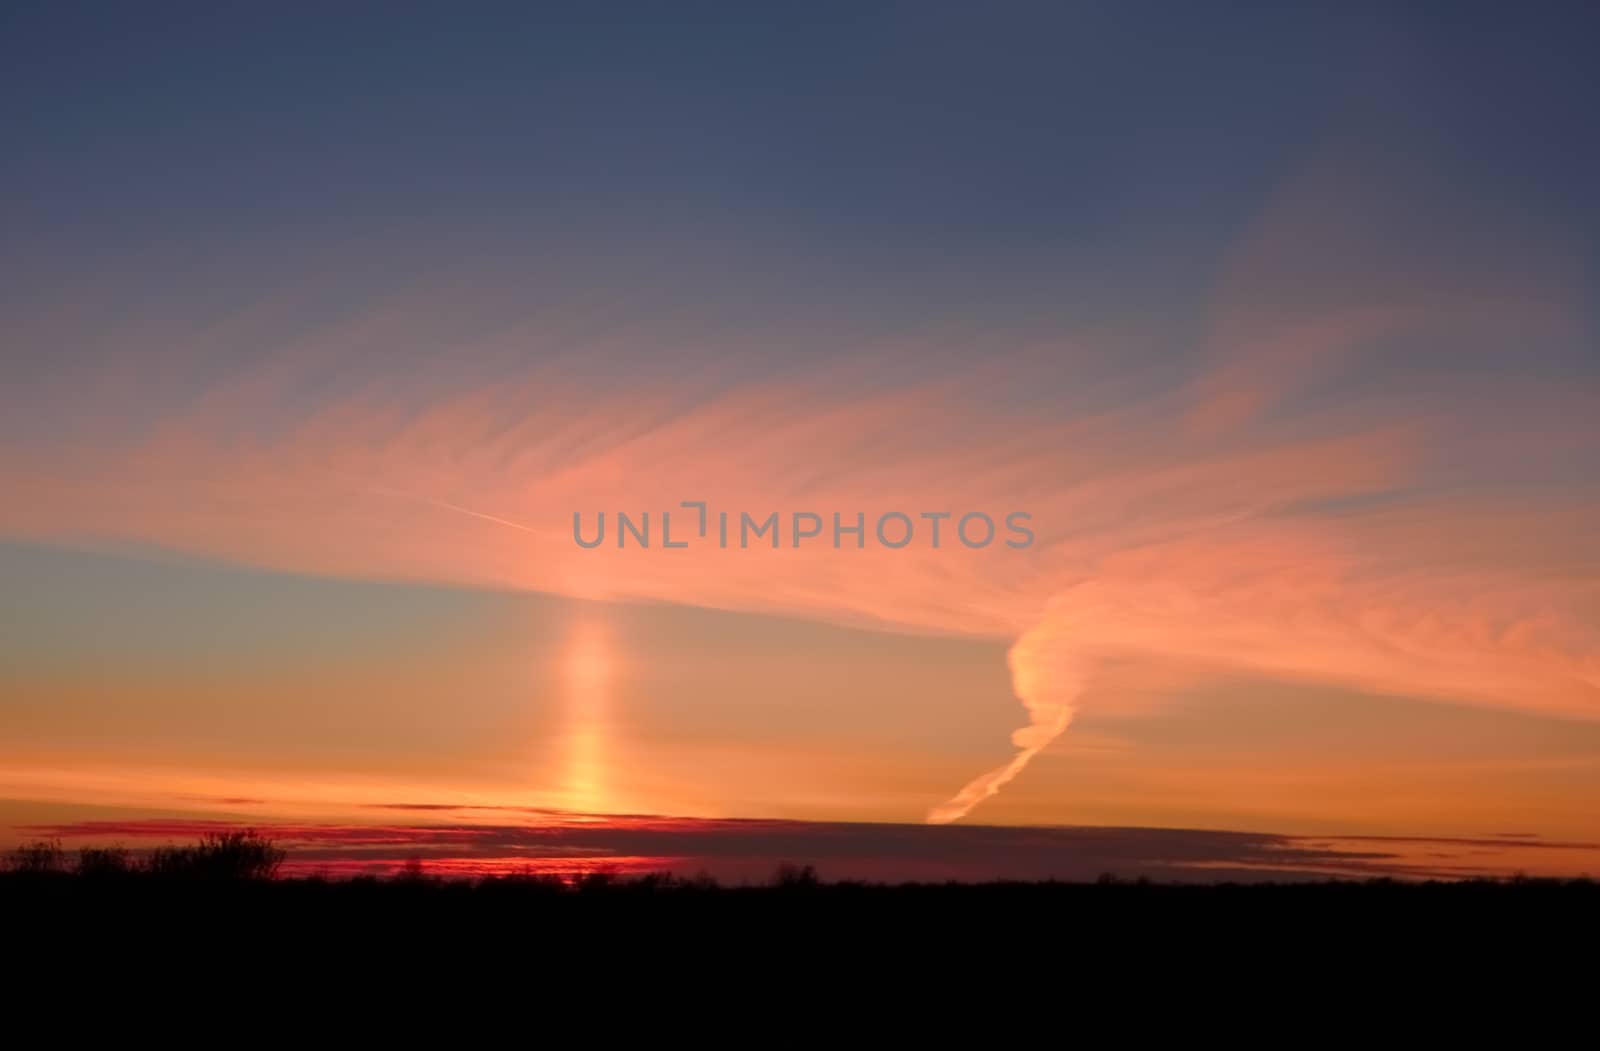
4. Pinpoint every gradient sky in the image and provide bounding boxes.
[2,2,1597,878]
